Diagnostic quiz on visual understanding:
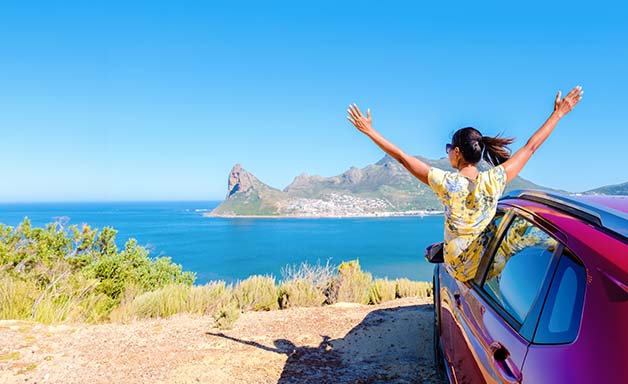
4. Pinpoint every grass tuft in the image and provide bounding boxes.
[332,260,372,305]
[233,275,279,312]
[396,278,432,299]
[368,278,397,304]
